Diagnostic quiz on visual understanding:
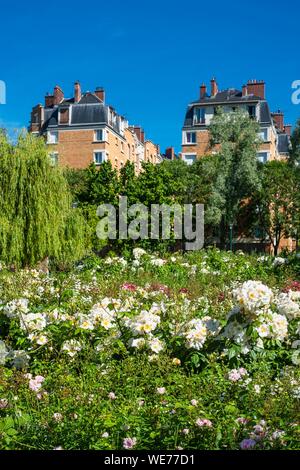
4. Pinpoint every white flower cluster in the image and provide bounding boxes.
[61,339,83,357]
[256,311,288,341]
[276,292,300,320]
[125,310,161,336]
[232,281,273,315]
